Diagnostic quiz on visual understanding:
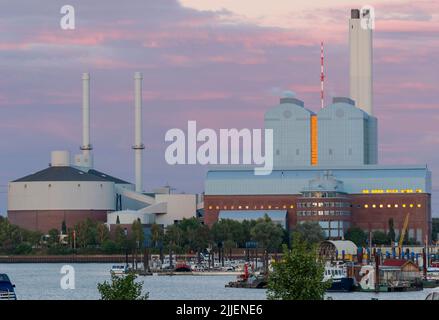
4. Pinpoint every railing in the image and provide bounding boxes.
[0,290,16,300]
